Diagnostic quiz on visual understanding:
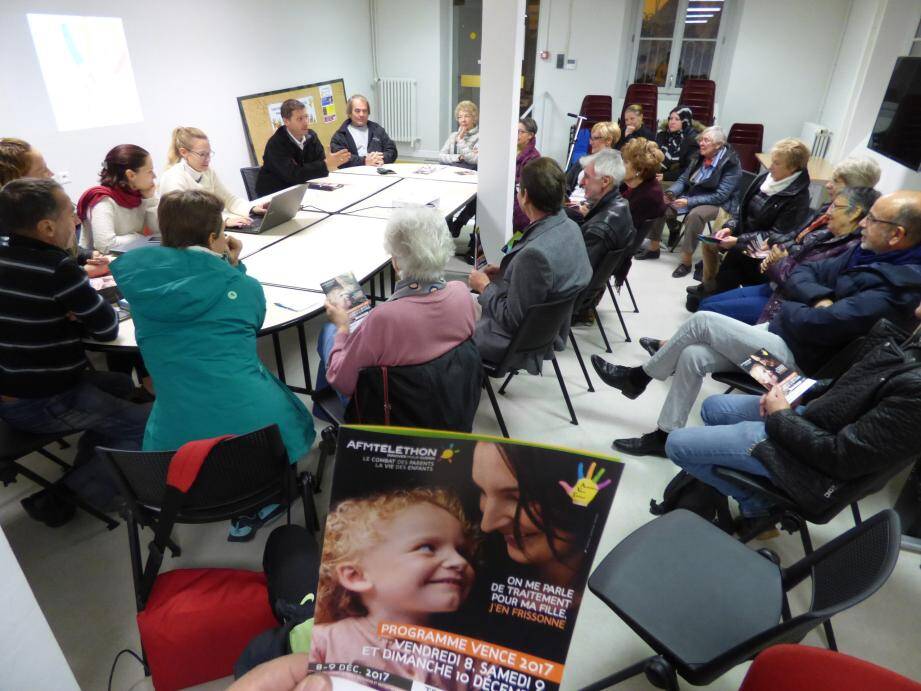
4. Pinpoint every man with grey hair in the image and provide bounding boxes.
[330,94,398,168]
[650,125,741,278]
[572,148,635,323]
